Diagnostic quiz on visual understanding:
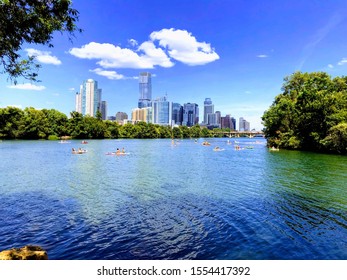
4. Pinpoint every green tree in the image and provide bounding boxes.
[119,123,139,138]
[68,111,88,138]
[105,121,120,138]
[20,107,48,139]
[172,127,183,139]
[42,108,68,137]
[190,124,201,138]
[157,125,172,138]
[0,0,81,82]
[180,126,191,138]
[262,71,347,153]
[321,123,347,154]
[0,106,24,138]
[201,127,211,138]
